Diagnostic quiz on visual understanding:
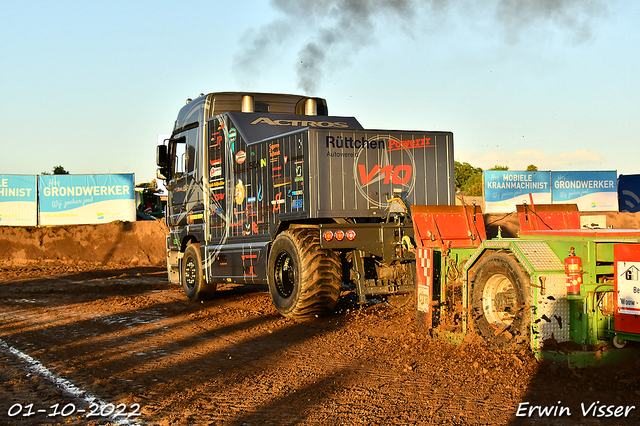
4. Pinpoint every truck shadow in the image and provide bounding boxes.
[0,268,434,424]
[11,268,638,424]
[0,267,170,311]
